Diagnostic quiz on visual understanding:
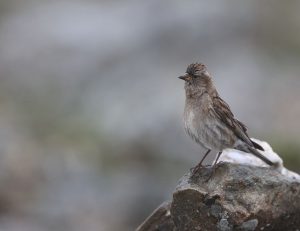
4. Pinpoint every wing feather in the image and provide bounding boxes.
[212,96,254,147]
